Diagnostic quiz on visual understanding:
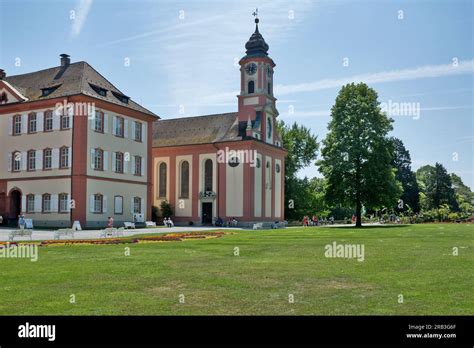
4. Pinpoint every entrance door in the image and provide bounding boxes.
[201,203,213,224]
[9,190,21,226]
